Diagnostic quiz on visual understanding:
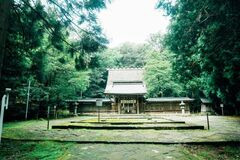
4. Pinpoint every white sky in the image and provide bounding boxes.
[98,0,170,47]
